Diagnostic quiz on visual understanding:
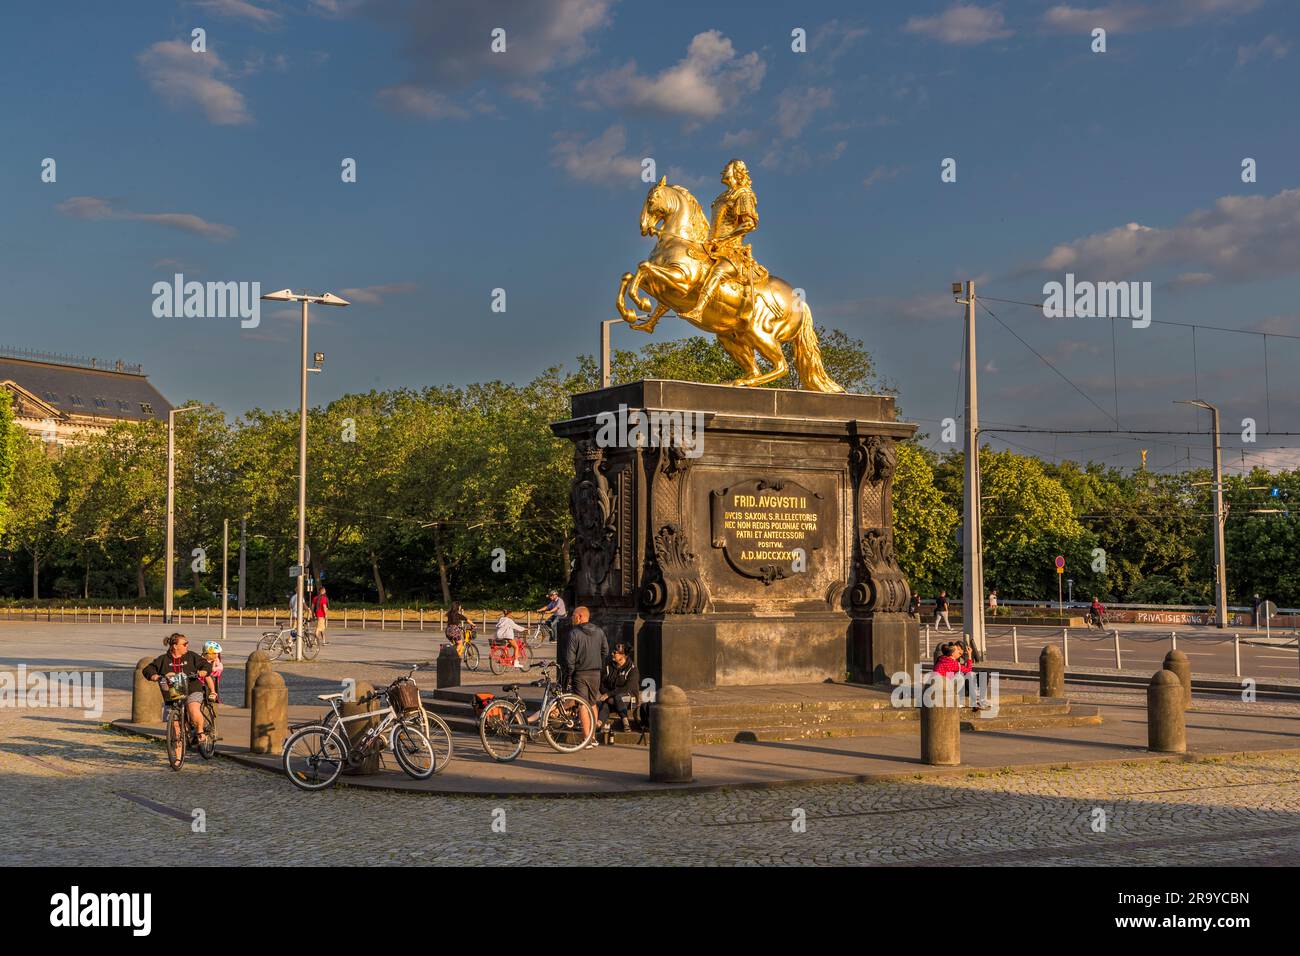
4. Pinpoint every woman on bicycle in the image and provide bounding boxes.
[494,610,528,670]
[446,601,474,652]
[142,633,212,745]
